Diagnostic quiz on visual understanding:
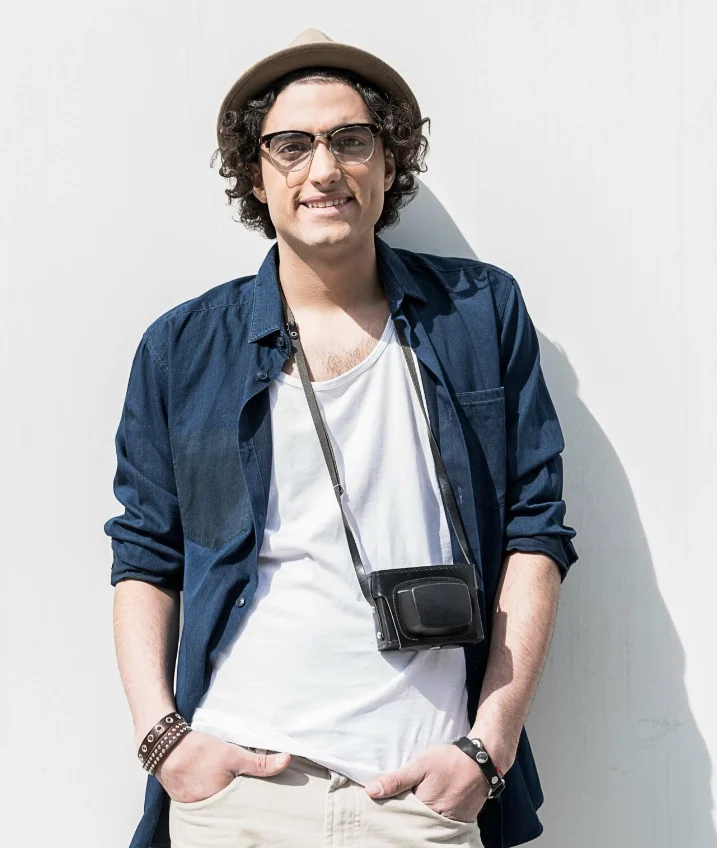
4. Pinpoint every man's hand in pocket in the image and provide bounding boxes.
[155,731,291,804]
